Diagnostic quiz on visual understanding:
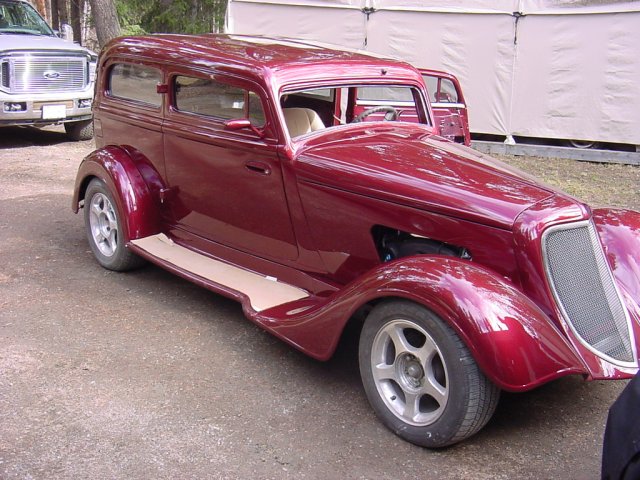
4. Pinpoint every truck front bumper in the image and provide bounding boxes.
[0,88,93,126]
